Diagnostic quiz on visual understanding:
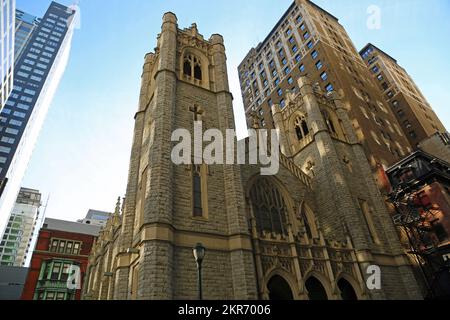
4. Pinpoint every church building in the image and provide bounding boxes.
[82,13,422,300]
